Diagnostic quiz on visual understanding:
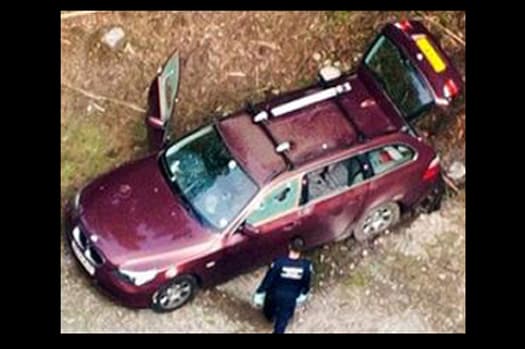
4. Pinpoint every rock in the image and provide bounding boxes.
[312,52,322,61]
[447,161,466,183]
[333,61,341,67]
[102,27,125,49]
[438,273,446,280]
[323,59,332,67]
[349,263,355,270]
[362,249,368,257]
[340,245,348,252]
